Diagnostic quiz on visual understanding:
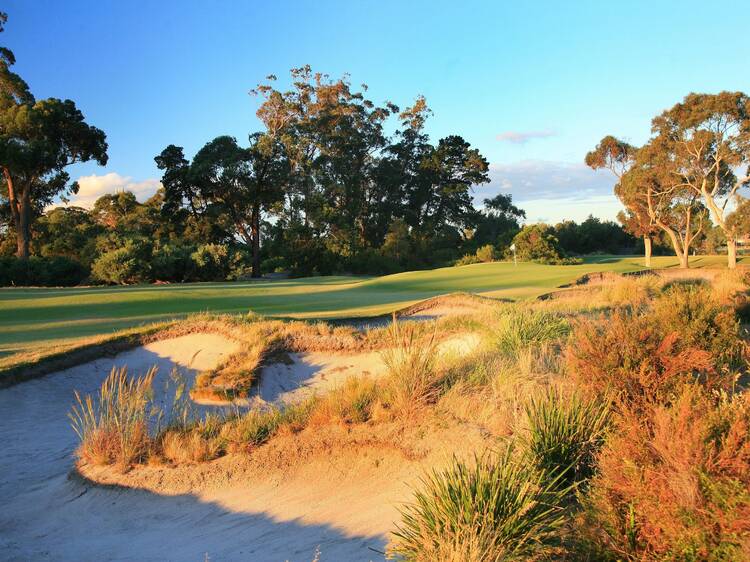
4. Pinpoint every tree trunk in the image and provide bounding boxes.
[727,237,737,270]
[251,203,261,278]
[4,170,31,260]
[644,236,652,268]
